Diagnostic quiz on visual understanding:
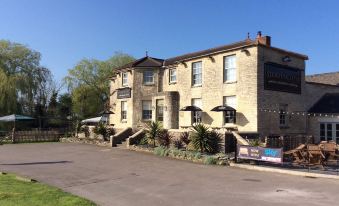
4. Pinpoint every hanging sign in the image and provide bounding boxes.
[117,88,131,99]
[264,62,301,94]
[237,145,283,163]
